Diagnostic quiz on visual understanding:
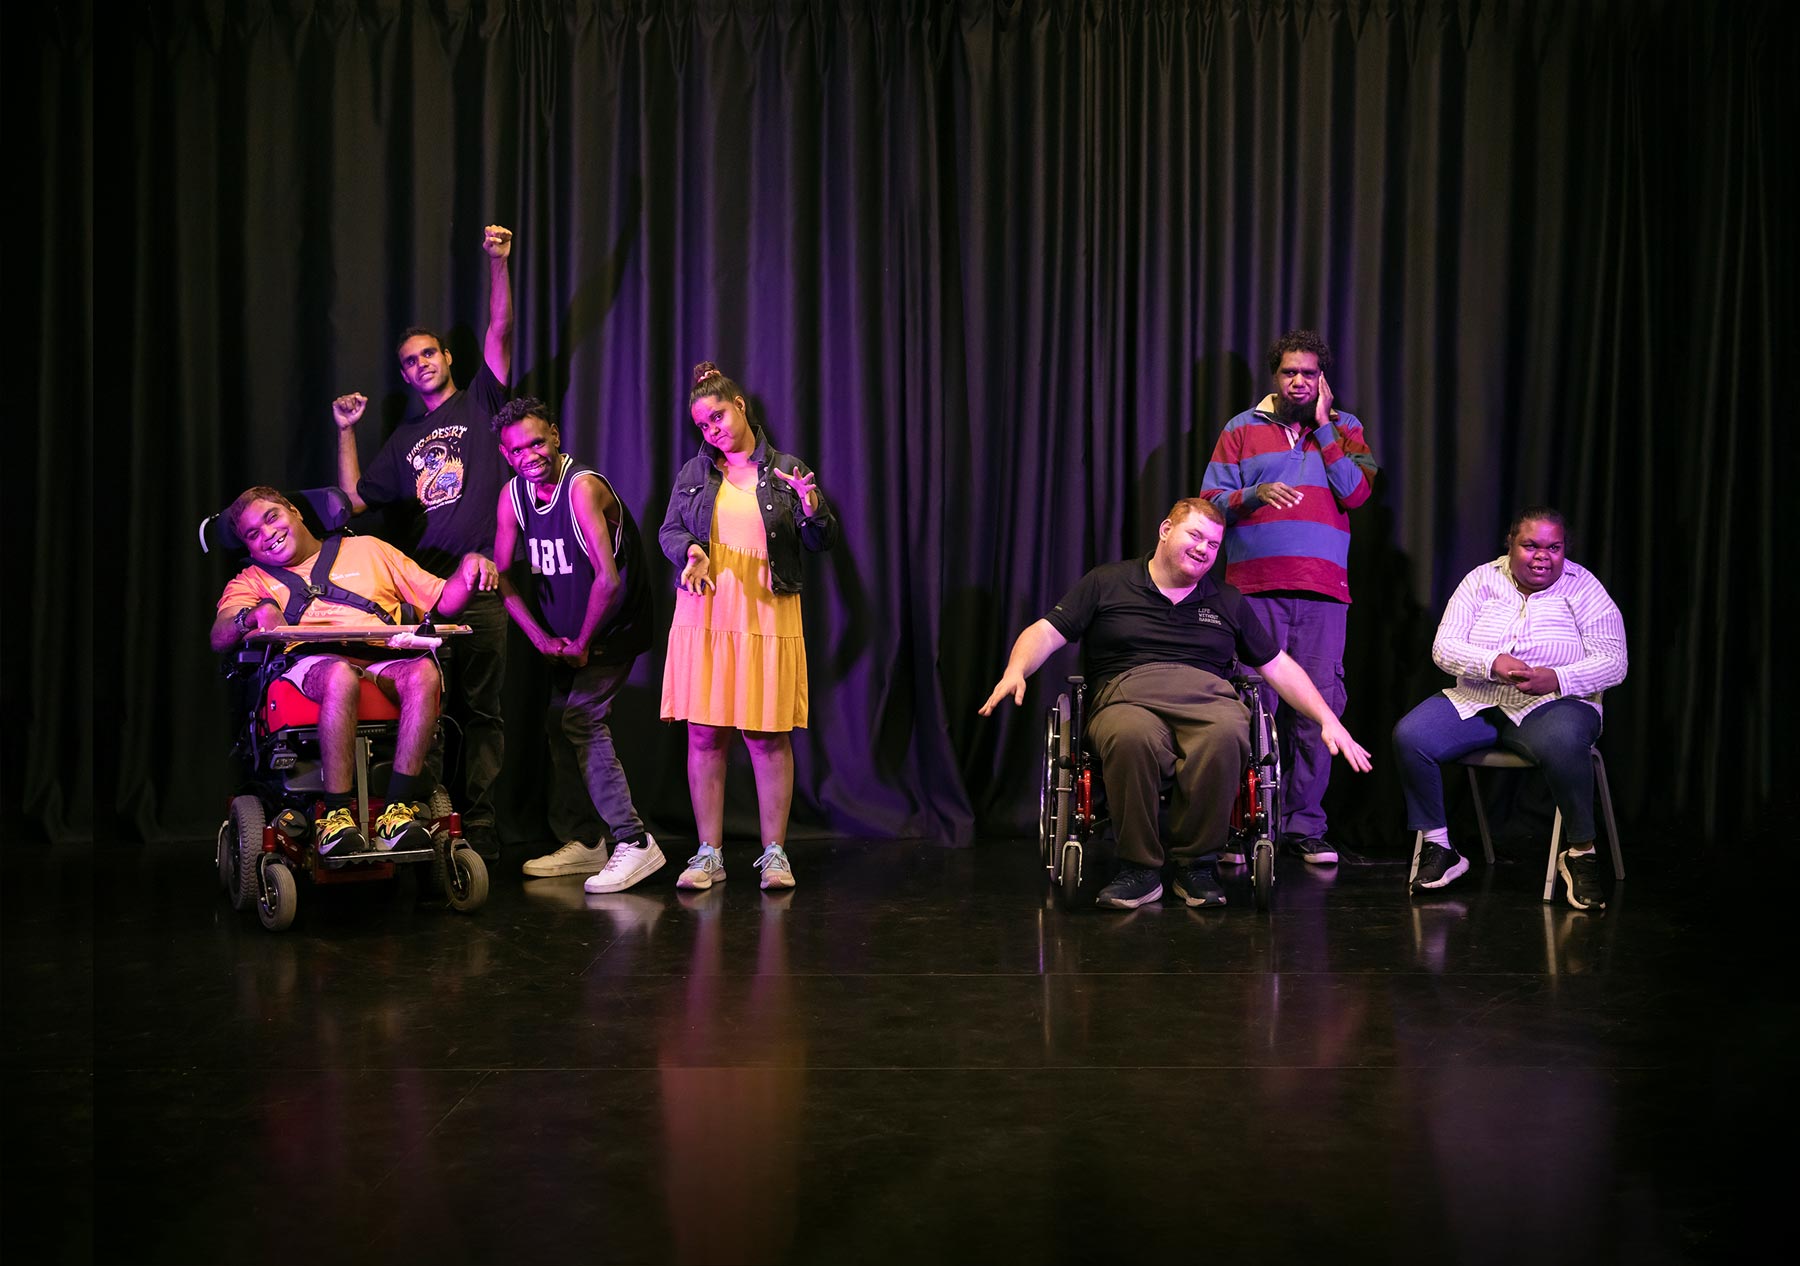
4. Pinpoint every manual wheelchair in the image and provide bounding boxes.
[1038,671,1283,911]
[200,487,490,931]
